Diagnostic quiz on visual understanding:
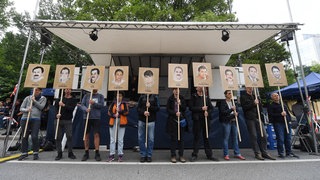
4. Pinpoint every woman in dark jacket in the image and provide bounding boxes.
[166,88,187,163]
